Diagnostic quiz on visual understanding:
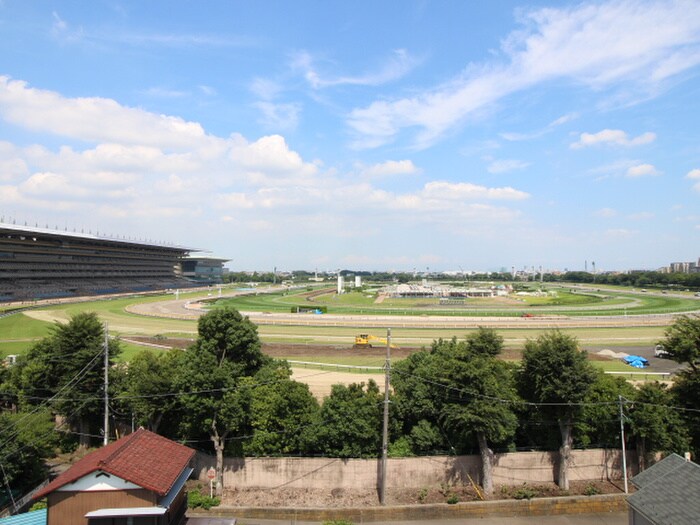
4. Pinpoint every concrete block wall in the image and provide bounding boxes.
[194,448,636,489]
